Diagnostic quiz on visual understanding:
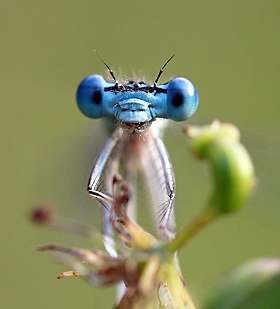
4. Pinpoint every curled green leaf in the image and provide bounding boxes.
[185,120,256,215]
